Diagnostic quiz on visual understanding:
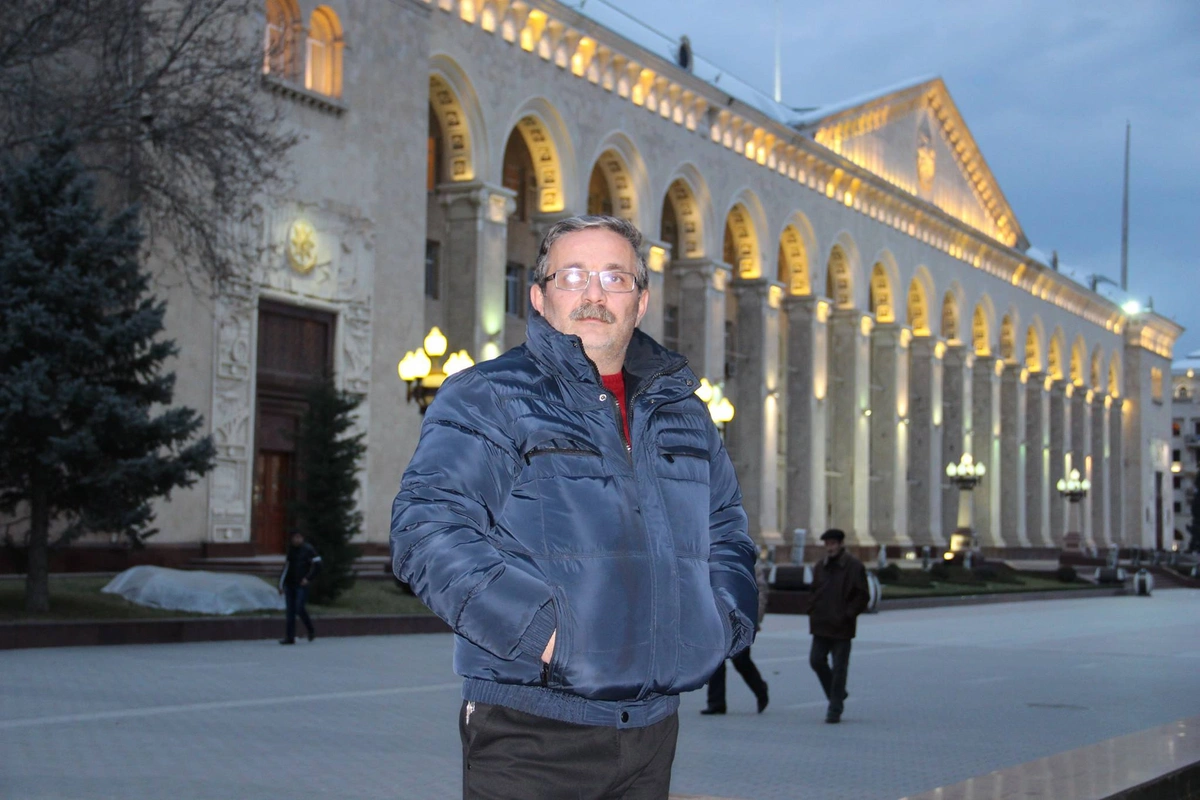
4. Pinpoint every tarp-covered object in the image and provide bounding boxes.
[102,566,285,615]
